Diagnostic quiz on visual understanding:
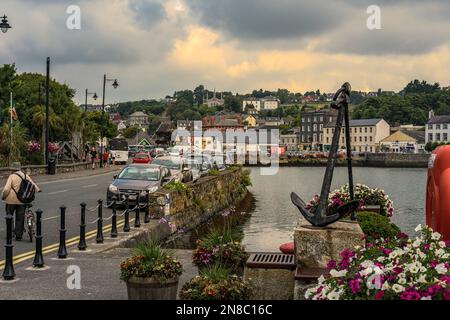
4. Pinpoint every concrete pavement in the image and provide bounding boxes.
[0,248,197,300]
